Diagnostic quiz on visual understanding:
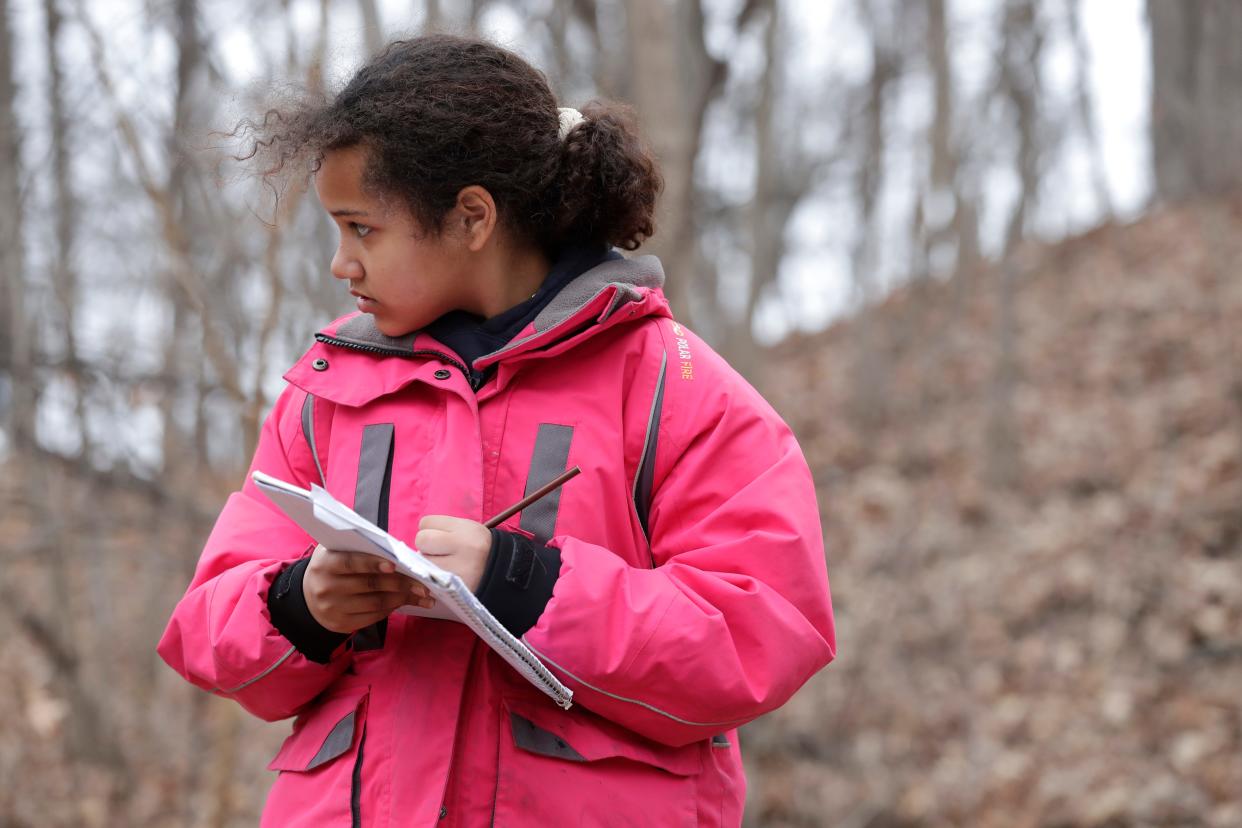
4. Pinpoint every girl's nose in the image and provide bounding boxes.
[330,245,363,281]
